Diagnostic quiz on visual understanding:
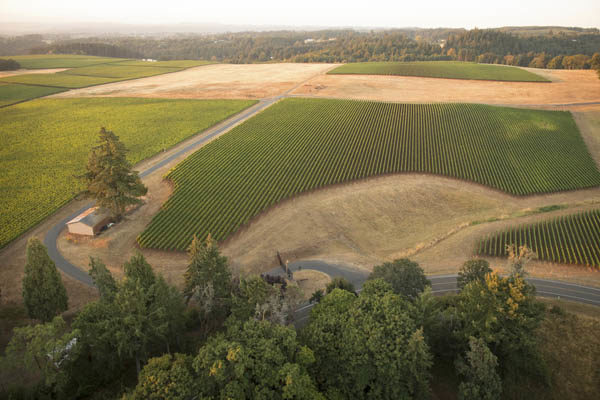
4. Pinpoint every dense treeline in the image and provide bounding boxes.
[2,238,599,399]
[29,42,143,59]
[446,29,600,69]
[0,58,20,70]
[0,34,46,56]
[4,28,597,70]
